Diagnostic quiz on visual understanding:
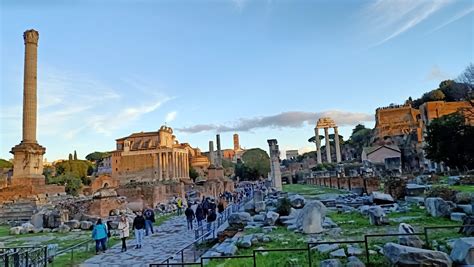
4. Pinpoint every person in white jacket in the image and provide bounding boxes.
[117,215,130,252]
